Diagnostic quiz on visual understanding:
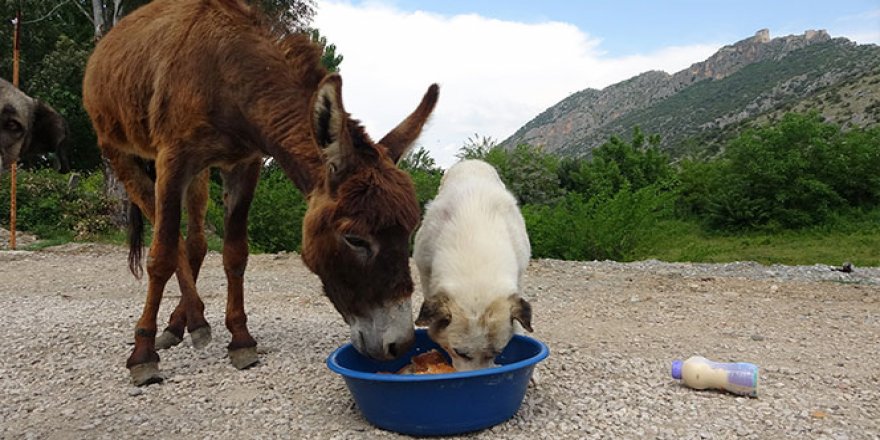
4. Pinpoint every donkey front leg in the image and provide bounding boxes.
[221,159,262,369]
